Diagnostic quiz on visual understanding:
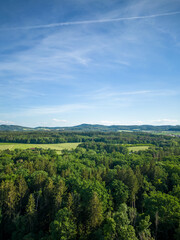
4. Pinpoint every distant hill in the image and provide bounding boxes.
[0,123,180,132]
[35,124,180,132]
[0,125,33,131]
